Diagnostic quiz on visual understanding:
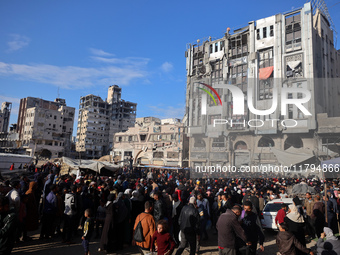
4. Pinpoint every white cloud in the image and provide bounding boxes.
[0,95,20,104]
[7,34,30,52]
[89,48,115,57]
[0,60,149,89]
[92,56,150,66]
[161,62,173,73]
[148,104,185,120]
